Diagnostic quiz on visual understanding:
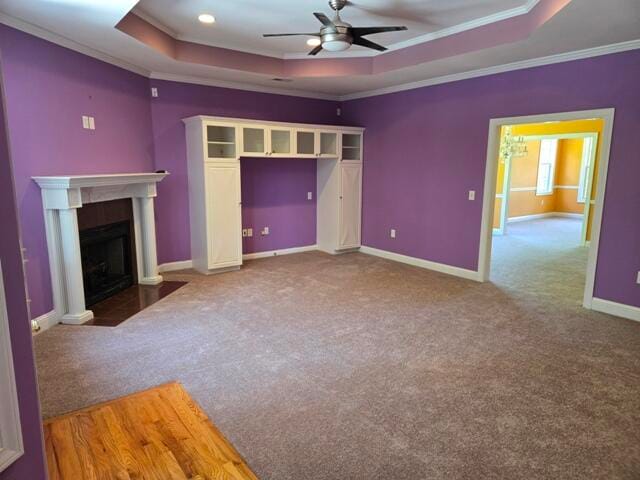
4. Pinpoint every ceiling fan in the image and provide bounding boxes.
[263,0,408,55]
